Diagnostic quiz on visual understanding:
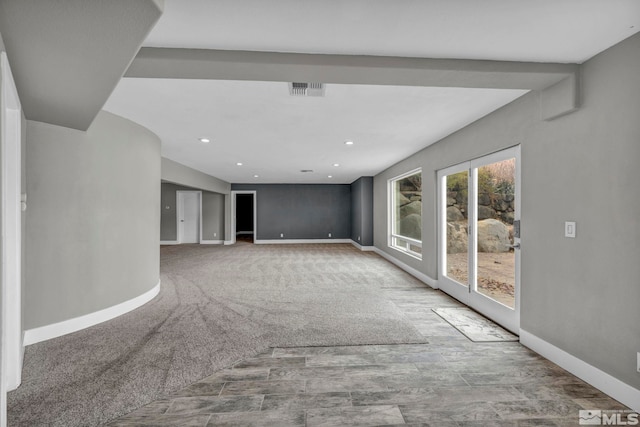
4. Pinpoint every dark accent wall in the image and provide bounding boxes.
[161,183,225,241]
[231,184,351,240]
[350,177,374,246]
[236,194,254,233]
